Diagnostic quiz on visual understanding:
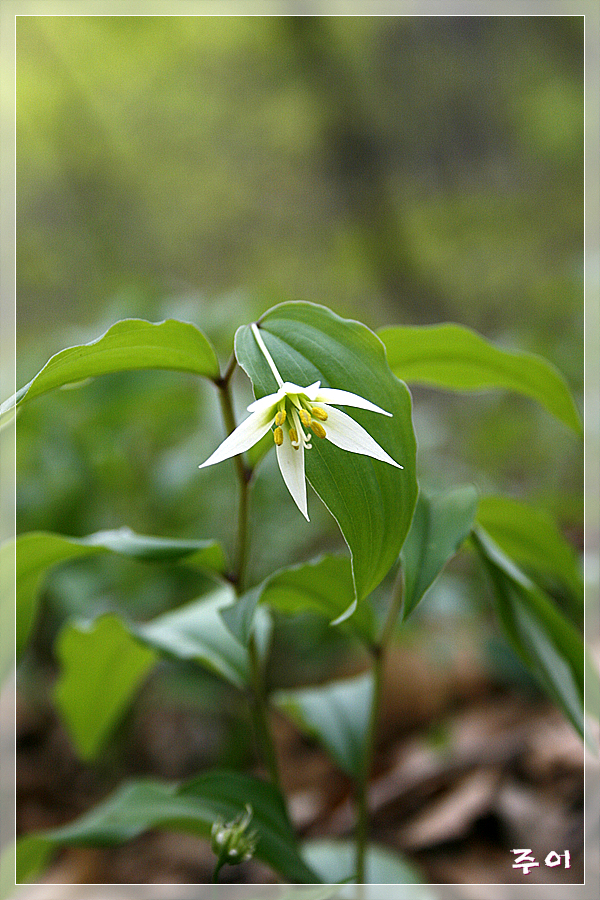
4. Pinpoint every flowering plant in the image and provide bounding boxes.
[2,300,589,888]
